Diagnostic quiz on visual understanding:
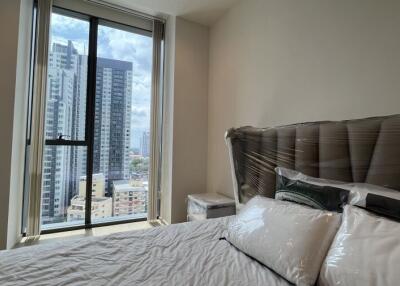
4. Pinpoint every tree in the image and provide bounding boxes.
[130,157,149,174]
